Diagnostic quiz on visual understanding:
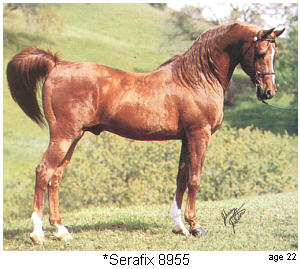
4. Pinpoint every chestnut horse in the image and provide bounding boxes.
[7,21,284,243]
